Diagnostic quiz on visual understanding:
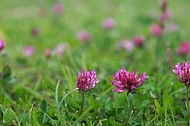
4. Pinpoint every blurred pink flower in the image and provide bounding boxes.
[102,18,115,29]
[44,48,52,58]
[133,35,146,47]
[177,42,190,56]
[165,23,178,32]
[150,24,163,36]
[116,39,134,51]
[23,46,35,57]
[110,67,148,93]
[77,30,91,43]
[54,43,65,56]
[53,3,64,14]
[0,39,6,52]
[159,10,173,23]
[76,69,99,92]
[158,0,167,11]
[173,61,190,86]
[31,28,40,36]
